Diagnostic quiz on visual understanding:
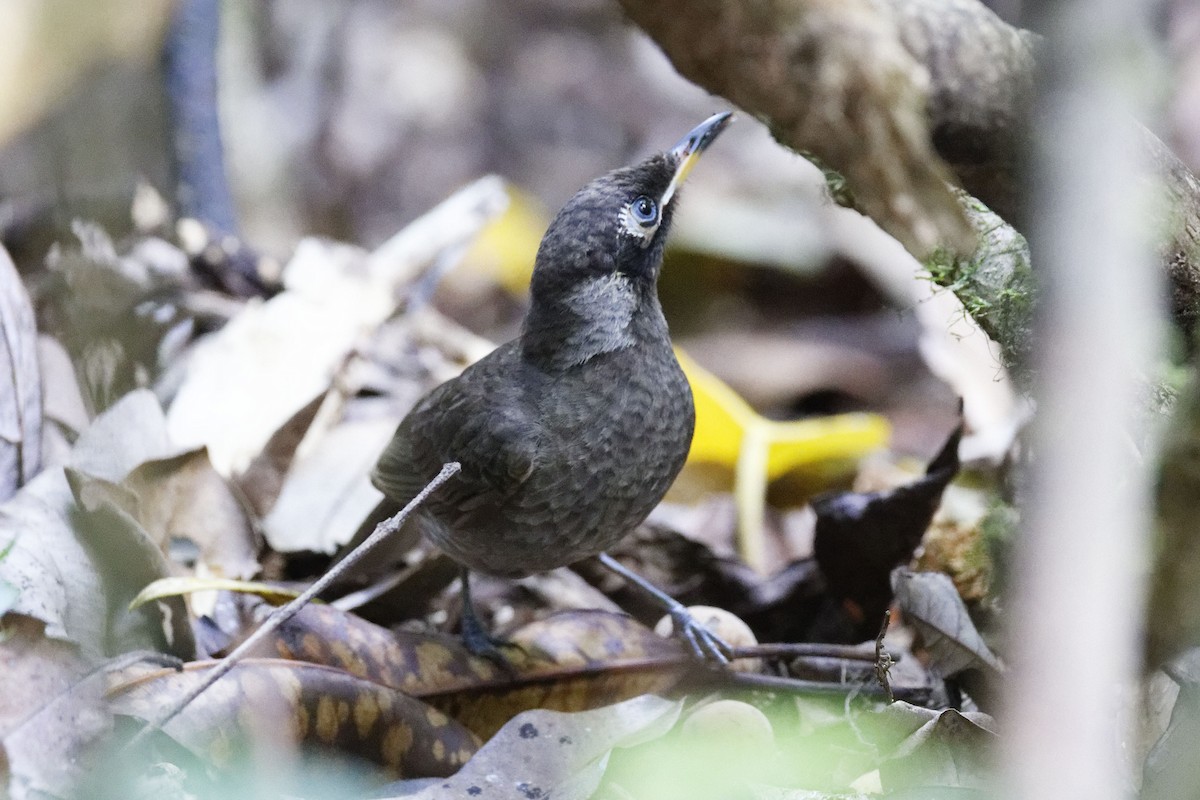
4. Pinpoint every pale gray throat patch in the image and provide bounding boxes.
[559,273,639,365]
